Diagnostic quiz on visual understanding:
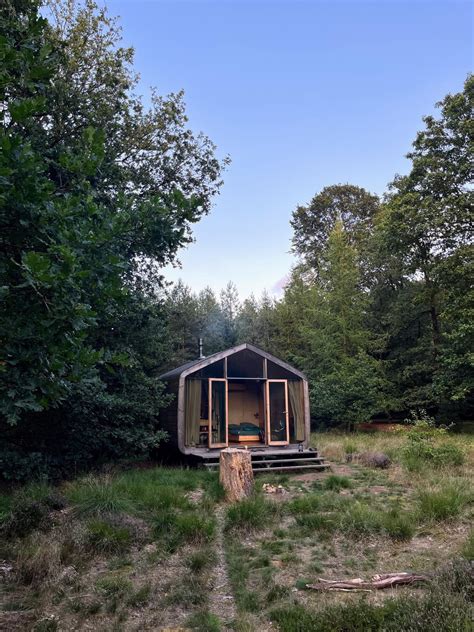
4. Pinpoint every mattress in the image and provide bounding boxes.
[228,423,261,437]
